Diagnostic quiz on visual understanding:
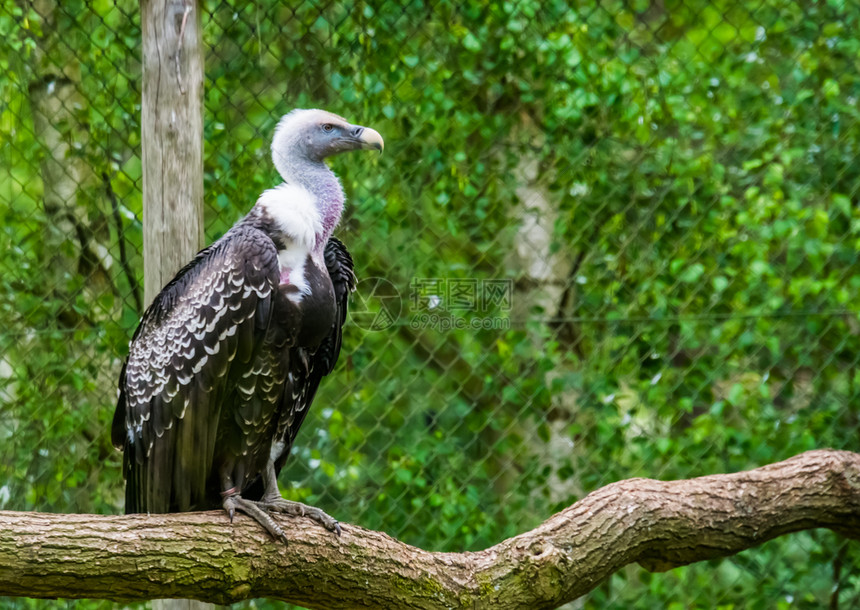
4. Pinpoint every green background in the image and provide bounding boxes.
[1,0,859,607]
